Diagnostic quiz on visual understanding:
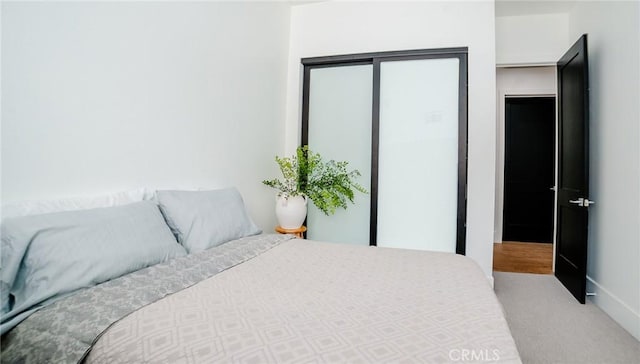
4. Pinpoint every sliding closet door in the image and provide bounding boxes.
[305,65,372,245]
[302,49,467,253]
[376,58,460,252]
